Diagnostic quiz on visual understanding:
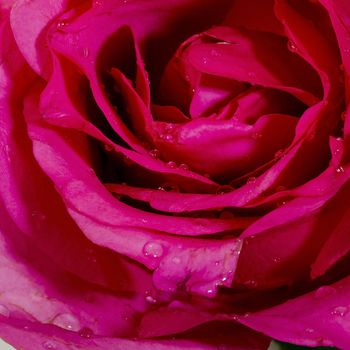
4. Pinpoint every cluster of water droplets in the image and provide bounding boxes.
[142,241,164,259]
[158,123,177,142]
